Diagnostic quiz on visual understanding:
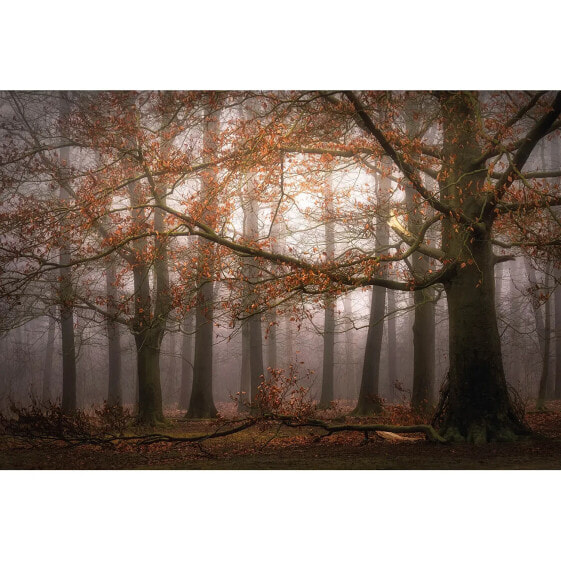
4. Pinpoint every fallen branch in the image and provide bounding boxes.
[93,418,259,446]
[2,411,447,448]
[0,417,258,448]
[266,414,447,443]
